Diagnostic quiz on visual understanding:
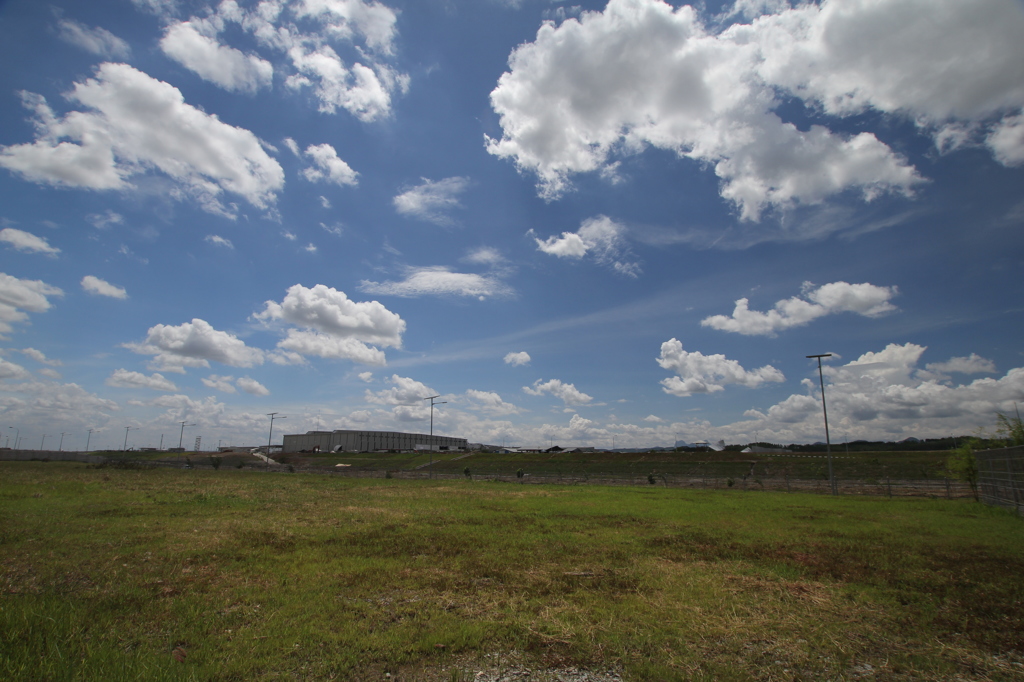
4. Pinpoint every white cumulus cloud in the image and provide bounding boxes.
[125,318,265,373]
[504,351,531,366]
[0,273,63,338]
[987,114,1024,167]
[534,215,640,276]
[733,343,1024,442]
[925,354,997,376]
[237,376,270,396]
[18,348,61,366]
[301,143,358,186]
[81,275,127,299]
[0,357,31,381]
[161,21,273,94]
[365,375,436,422]
[256,283,405,365]
[202,374,237,393]
[0,63,285,216]
[106,368,178,391]
[0,228,59,255]
[488,0,979,220]
[657,338,785,396]
[523,378,593,406]
[464,389,521,416]
[702,281,897,336]
[285,45,396,121]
